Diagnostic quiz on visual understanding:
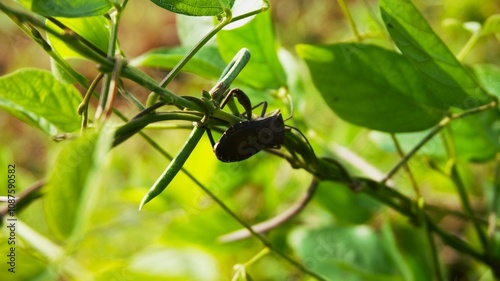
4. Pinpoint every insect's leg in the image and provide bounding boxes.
[232,89,253,120]
[206,128,217,148]
[283,91,294,121]
[243,100,267,118]
[220,88,253,120]
[257,101,268,118]
[219,89,239,117]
